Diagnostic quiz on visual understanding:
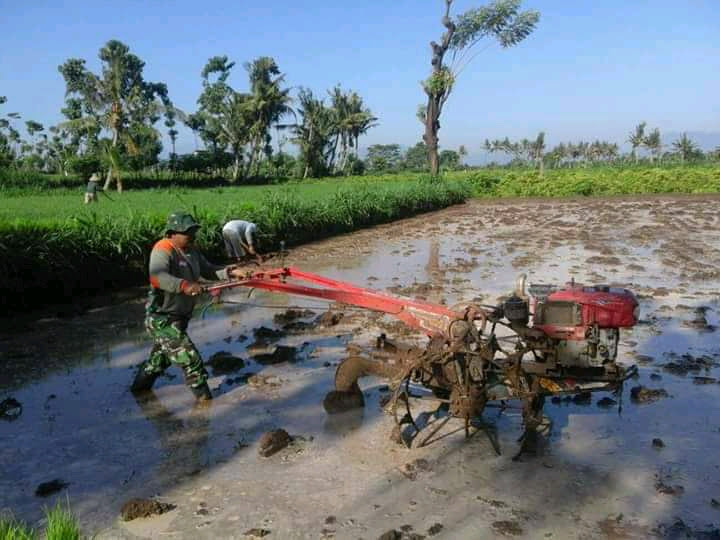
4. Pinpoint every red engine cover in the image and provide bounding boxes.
[547,284,639,328]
